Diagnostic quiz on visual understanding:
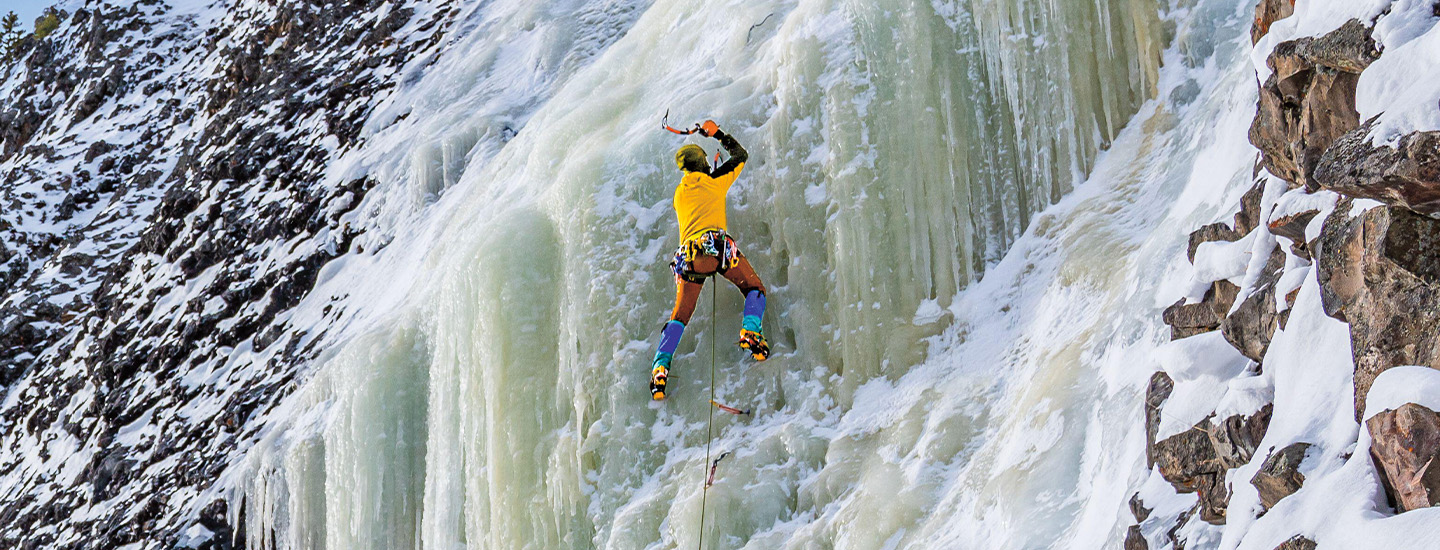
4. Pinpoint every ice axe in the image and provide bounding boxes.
[661,109,704,135]
[661,110,724,166]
